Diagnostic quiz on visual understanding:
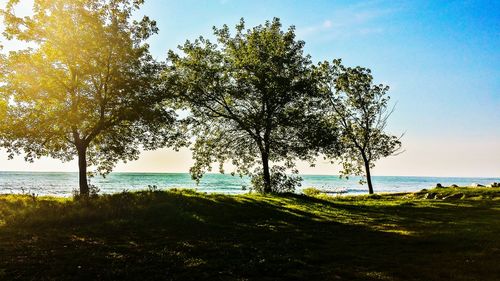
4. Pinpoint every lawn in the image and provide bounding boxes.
[0,187,499,280]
